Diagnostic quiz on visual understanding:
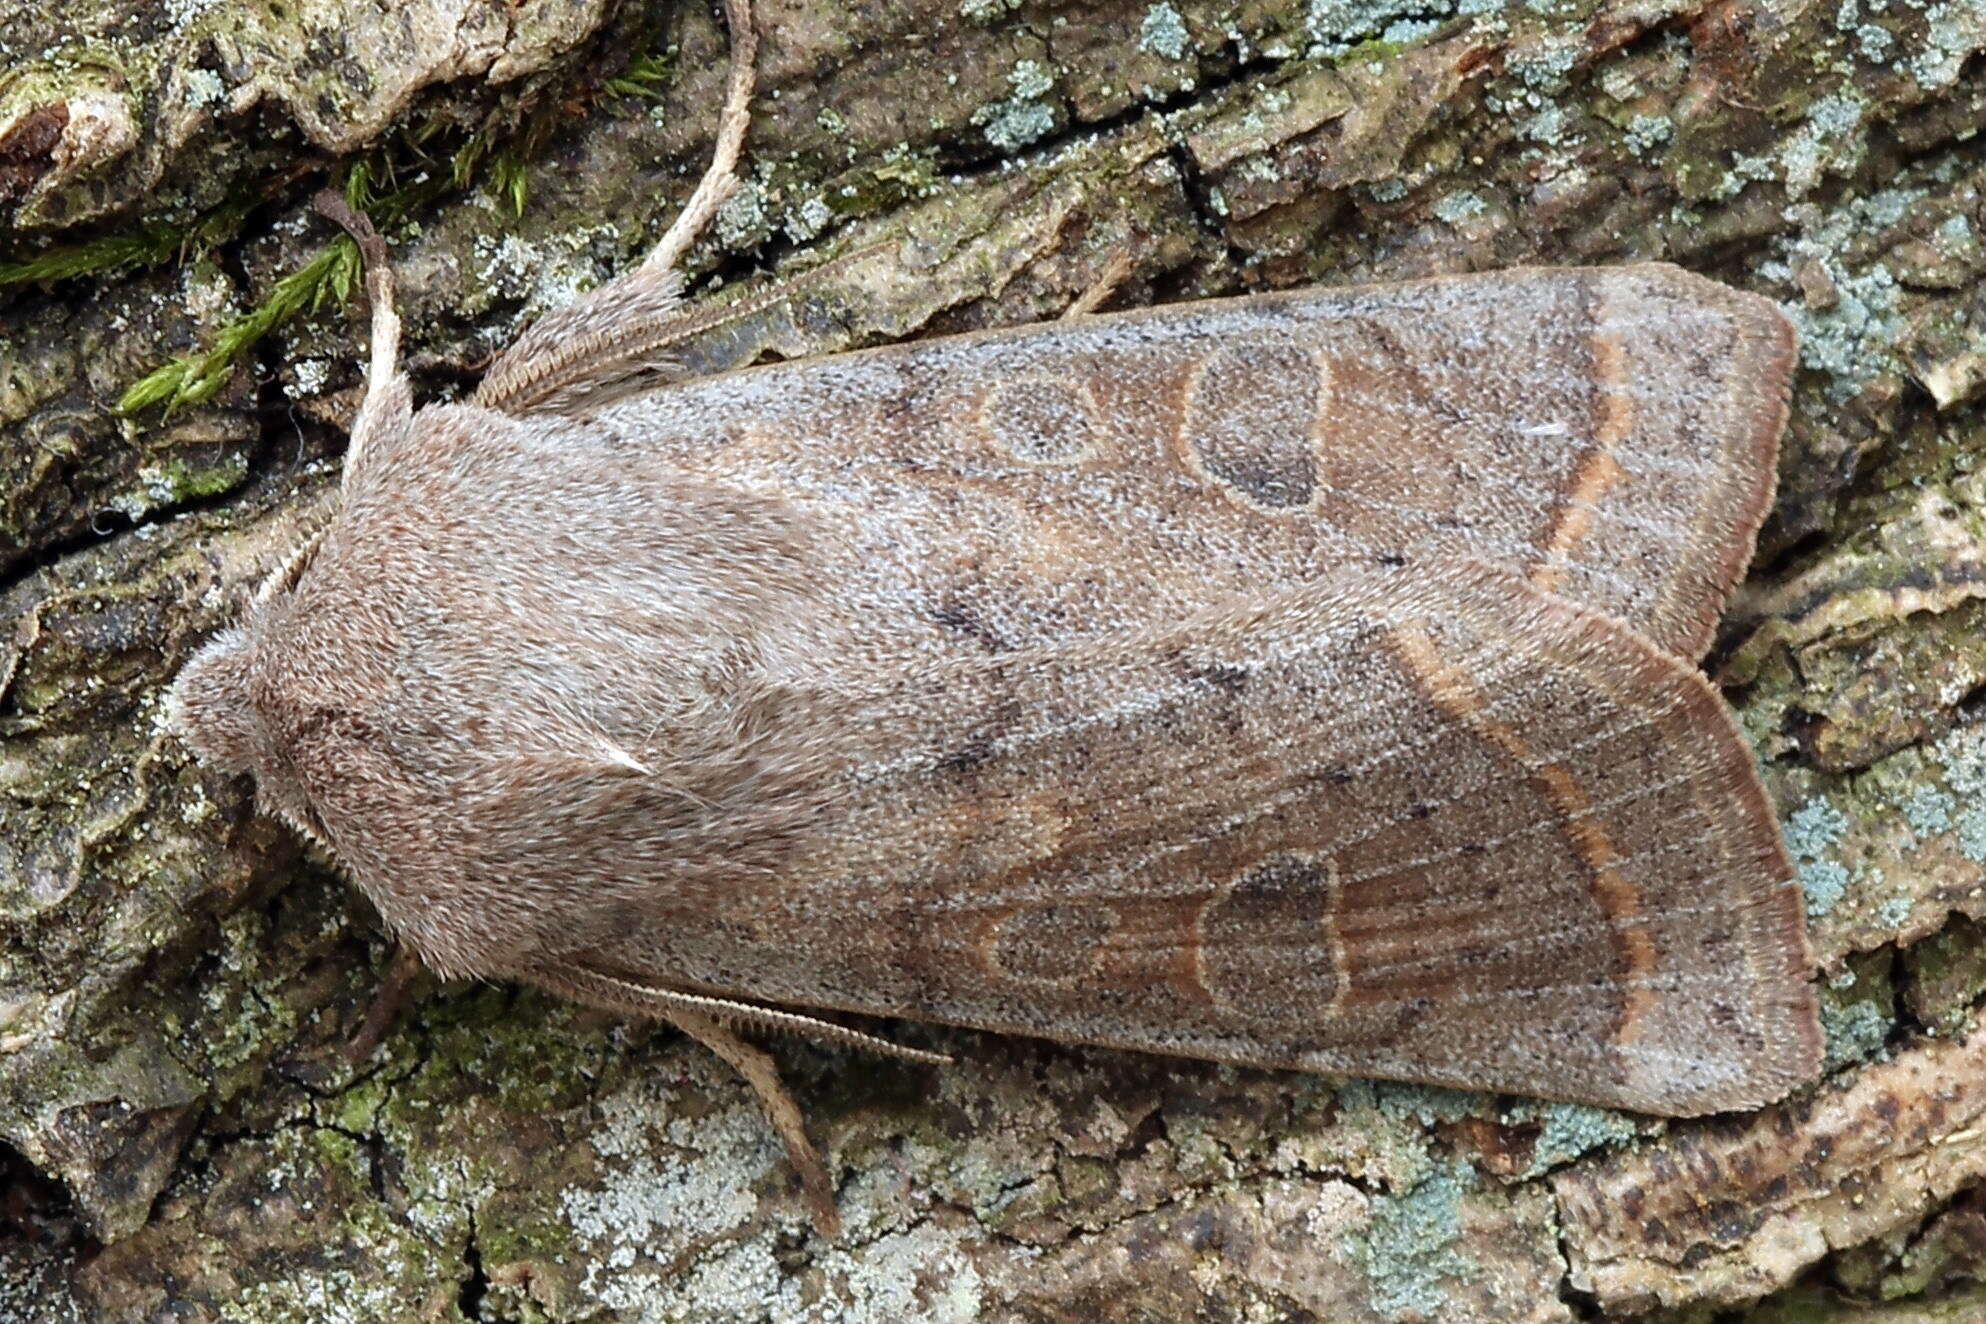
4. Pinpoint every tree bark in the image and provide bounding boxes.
[2,0,1983,1319]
